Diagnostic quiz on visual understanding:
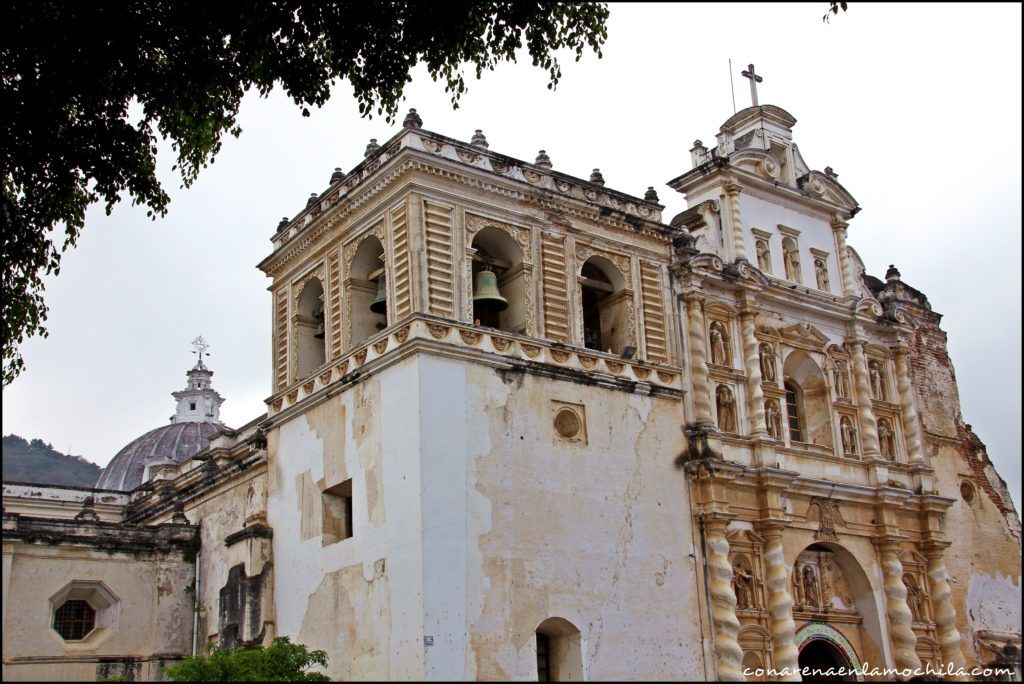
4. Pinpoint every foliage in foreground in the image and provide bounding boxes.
[0,1,610,386]
[165,637,329,682]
